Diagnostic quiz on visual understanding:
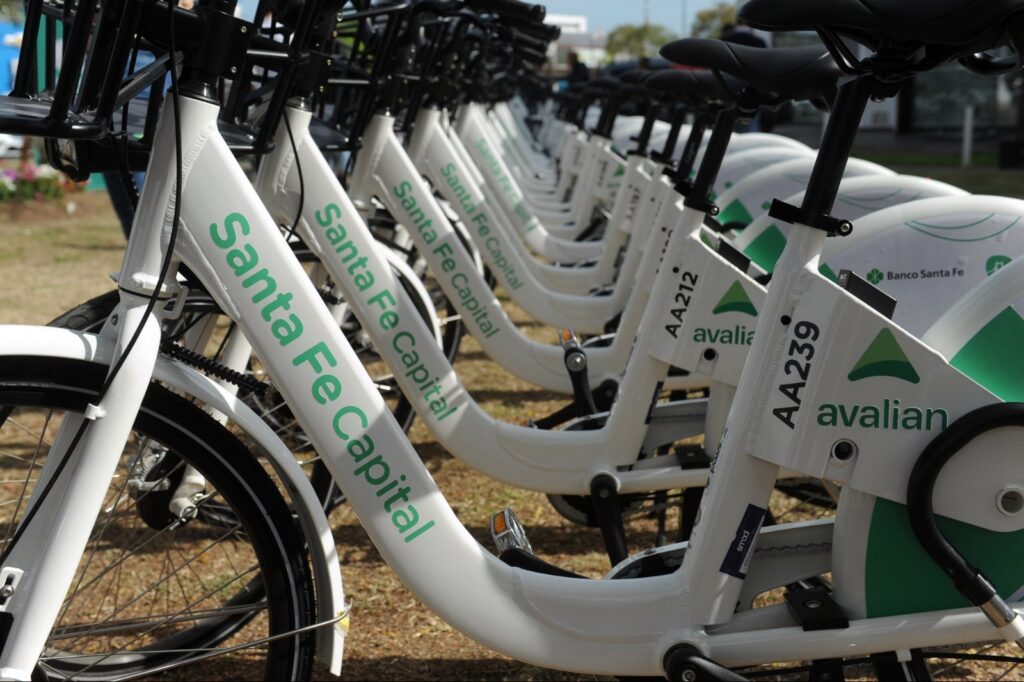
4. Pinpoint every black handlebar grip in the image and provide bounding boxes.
[515,44,548,65]
[512,29,549,53]
[467,0,546,24]
[536,23,560,40]
[513,21,560,44]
